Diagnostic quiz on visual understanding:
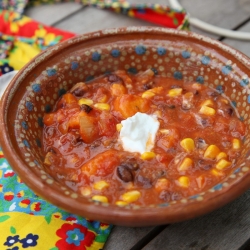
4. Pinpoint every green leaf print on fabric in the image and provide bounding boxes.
[0,215,10,222]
